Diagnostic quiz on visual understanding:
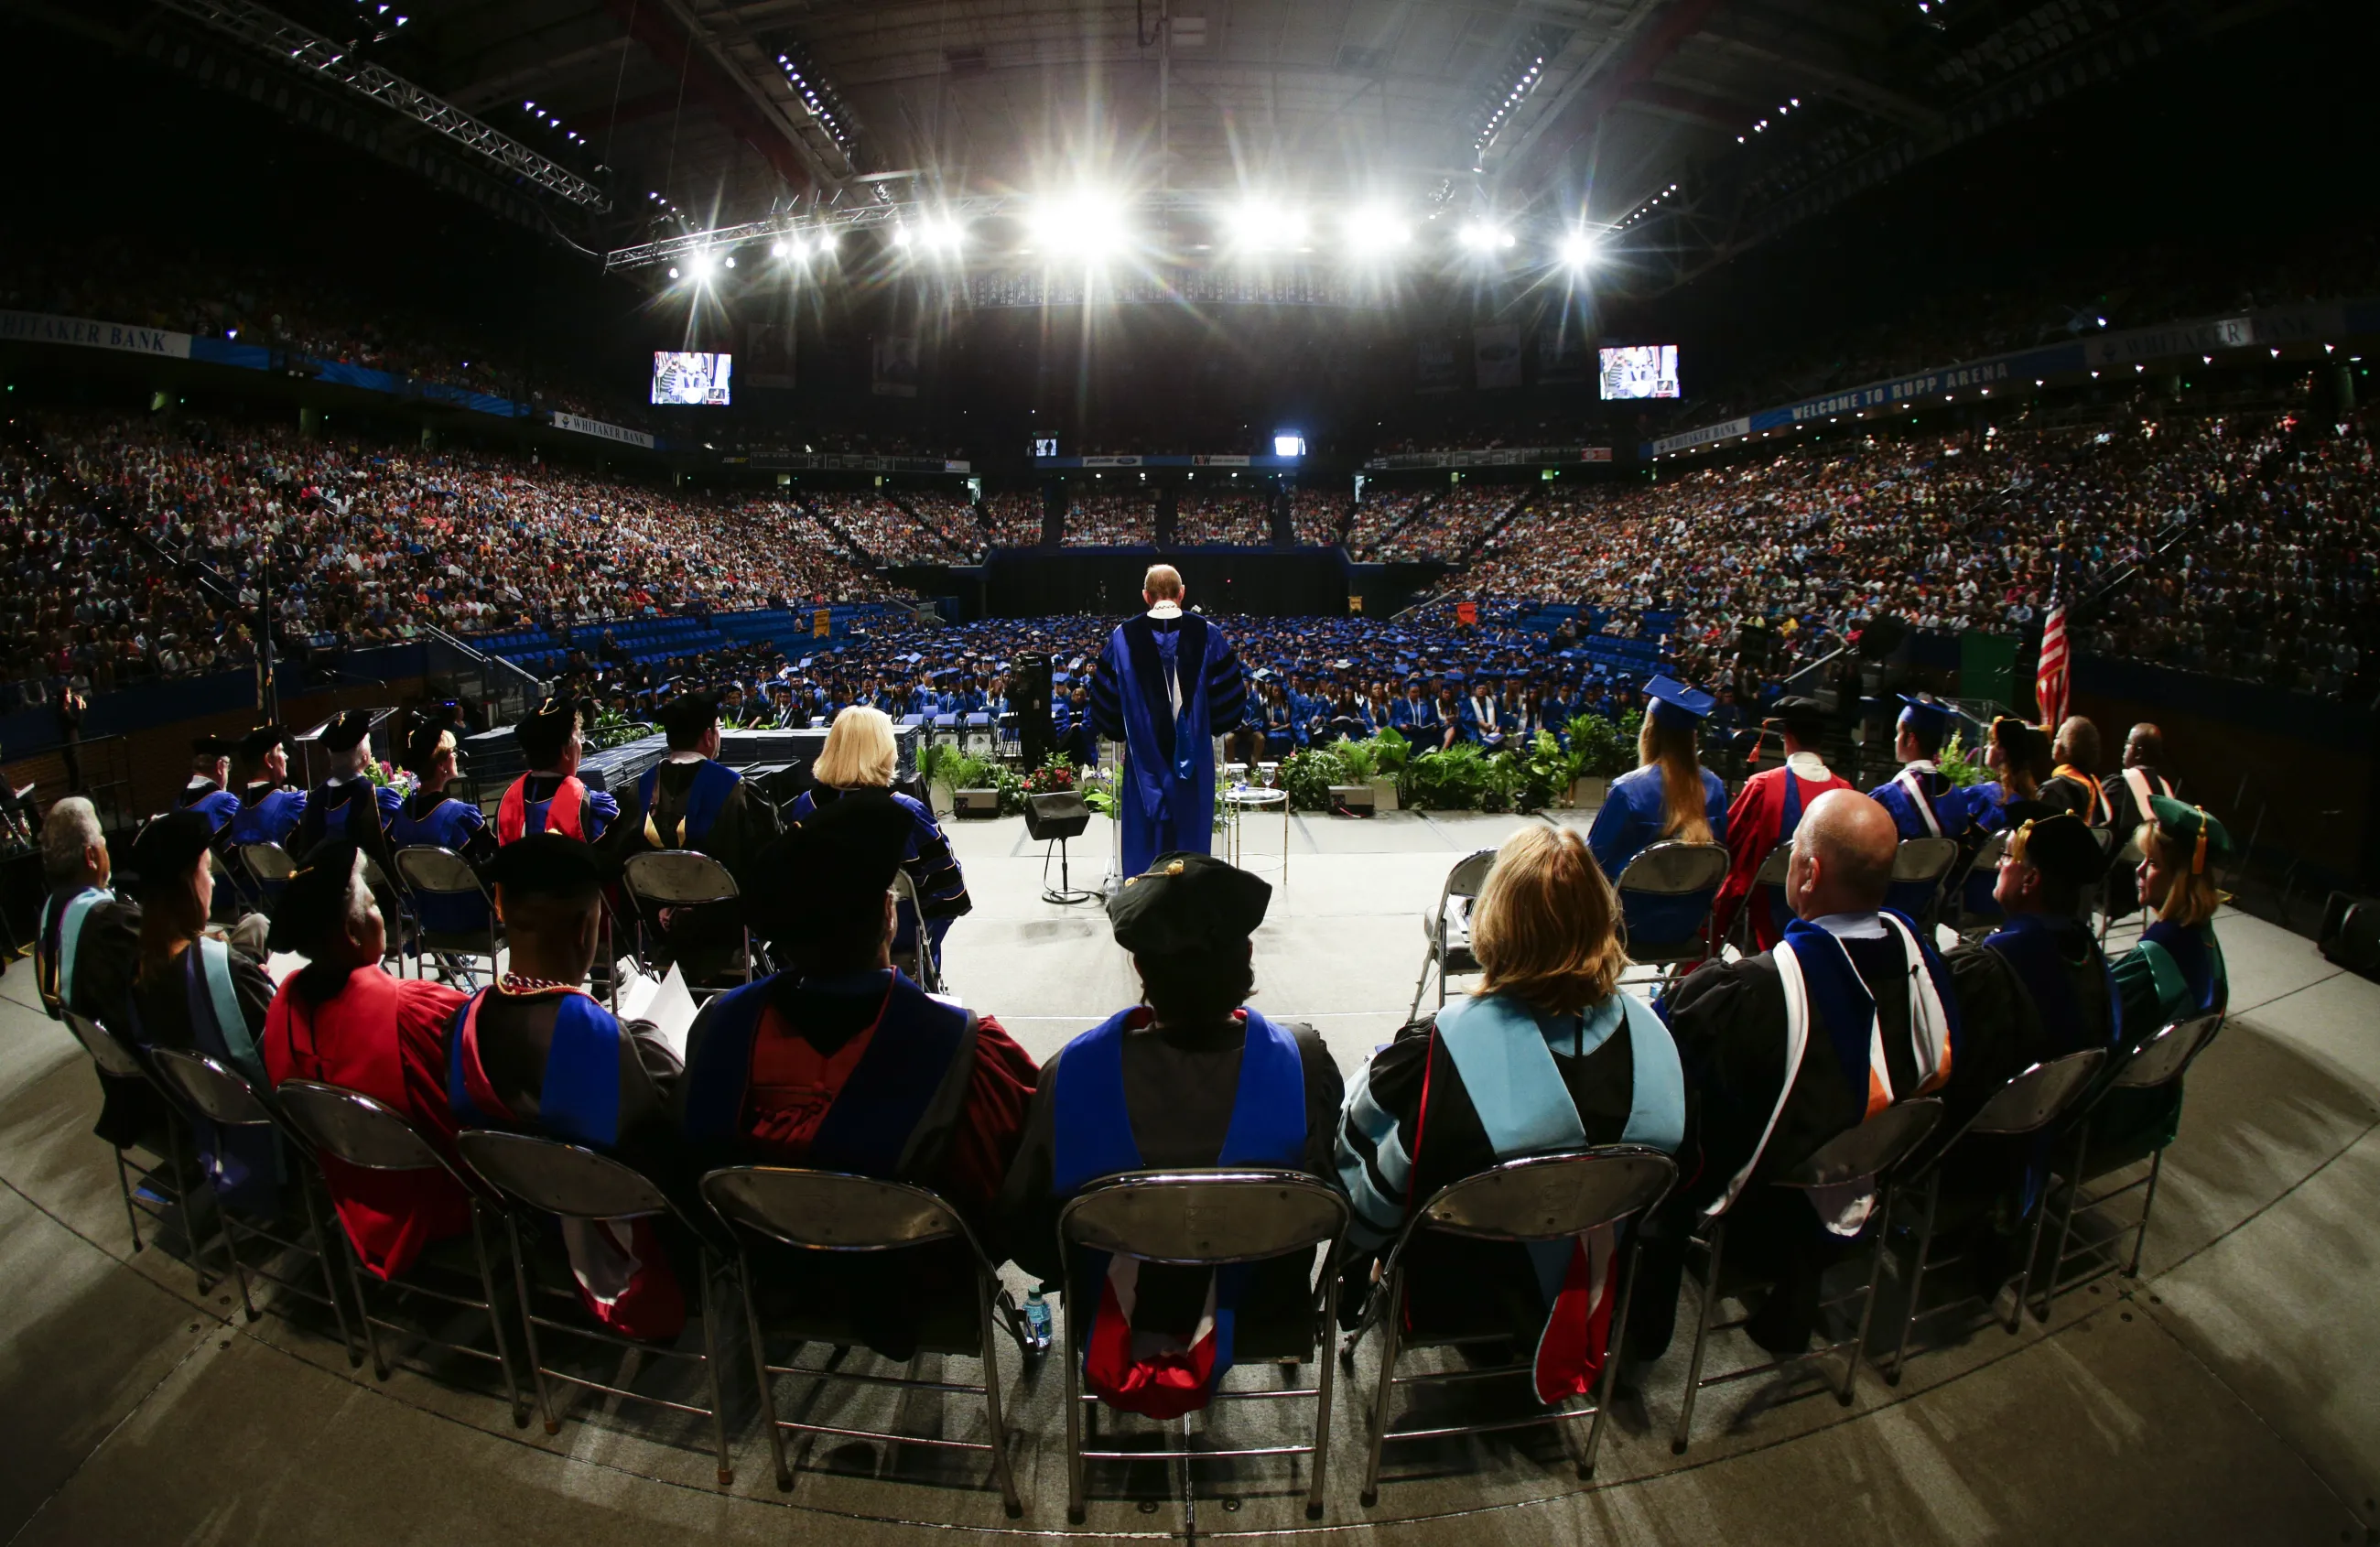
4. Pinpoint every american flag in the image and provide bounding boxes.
[2037,600,2070,730]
